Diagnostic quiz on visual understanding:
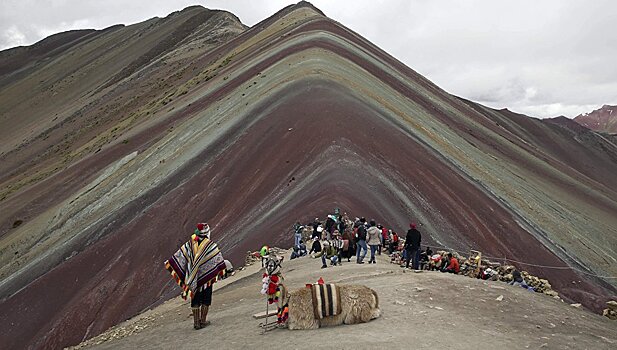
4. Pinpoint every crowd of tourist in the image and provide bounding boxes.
[288,209,464,274]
